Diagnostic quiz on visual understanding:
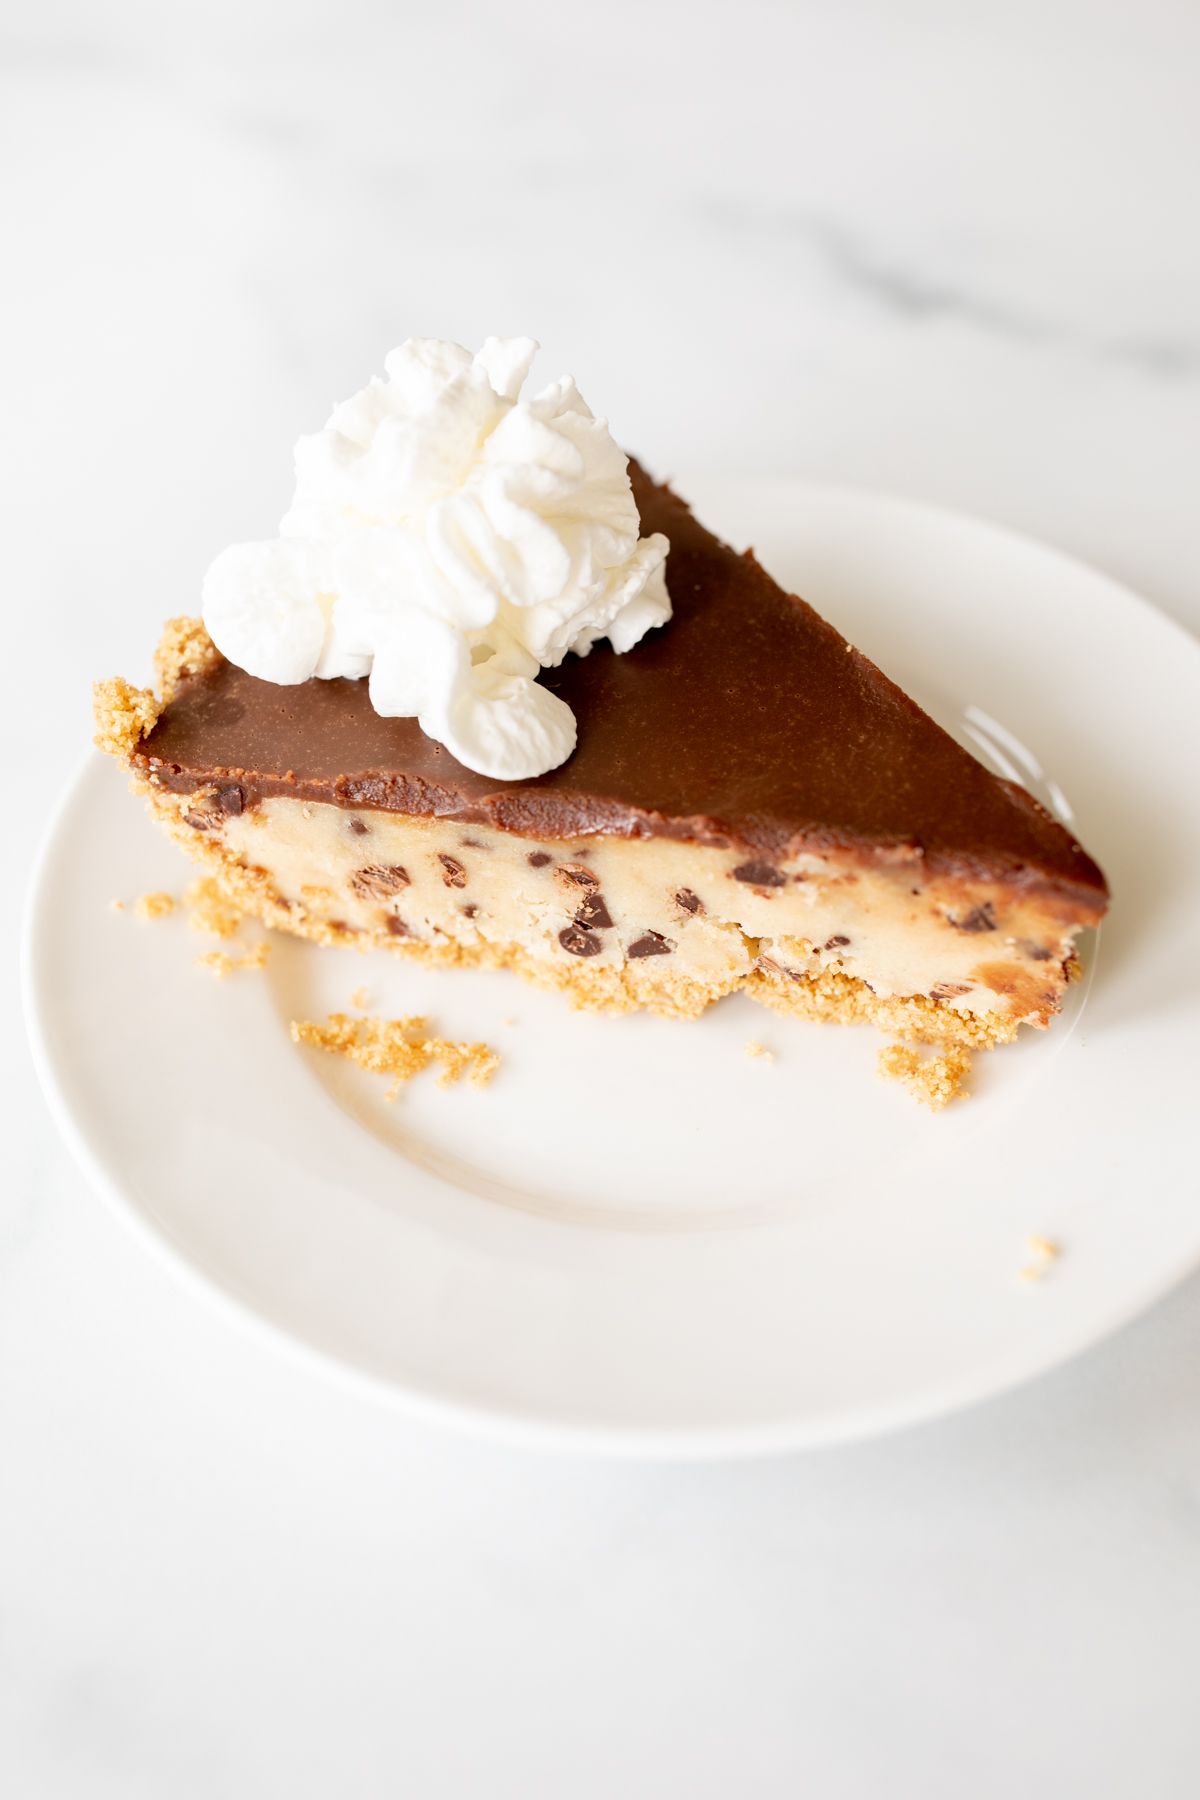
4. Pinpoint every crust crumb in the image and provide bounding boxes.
[290,1012,500,1095]
[744,1041,775,1064]
[92,678,161,759]
[185,876,245,940]
[196,943,272,978]
[133,890,176,922]
[1019,1235,1061,1283]
[878,1042,972,1110]
[350,986,372,1010]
